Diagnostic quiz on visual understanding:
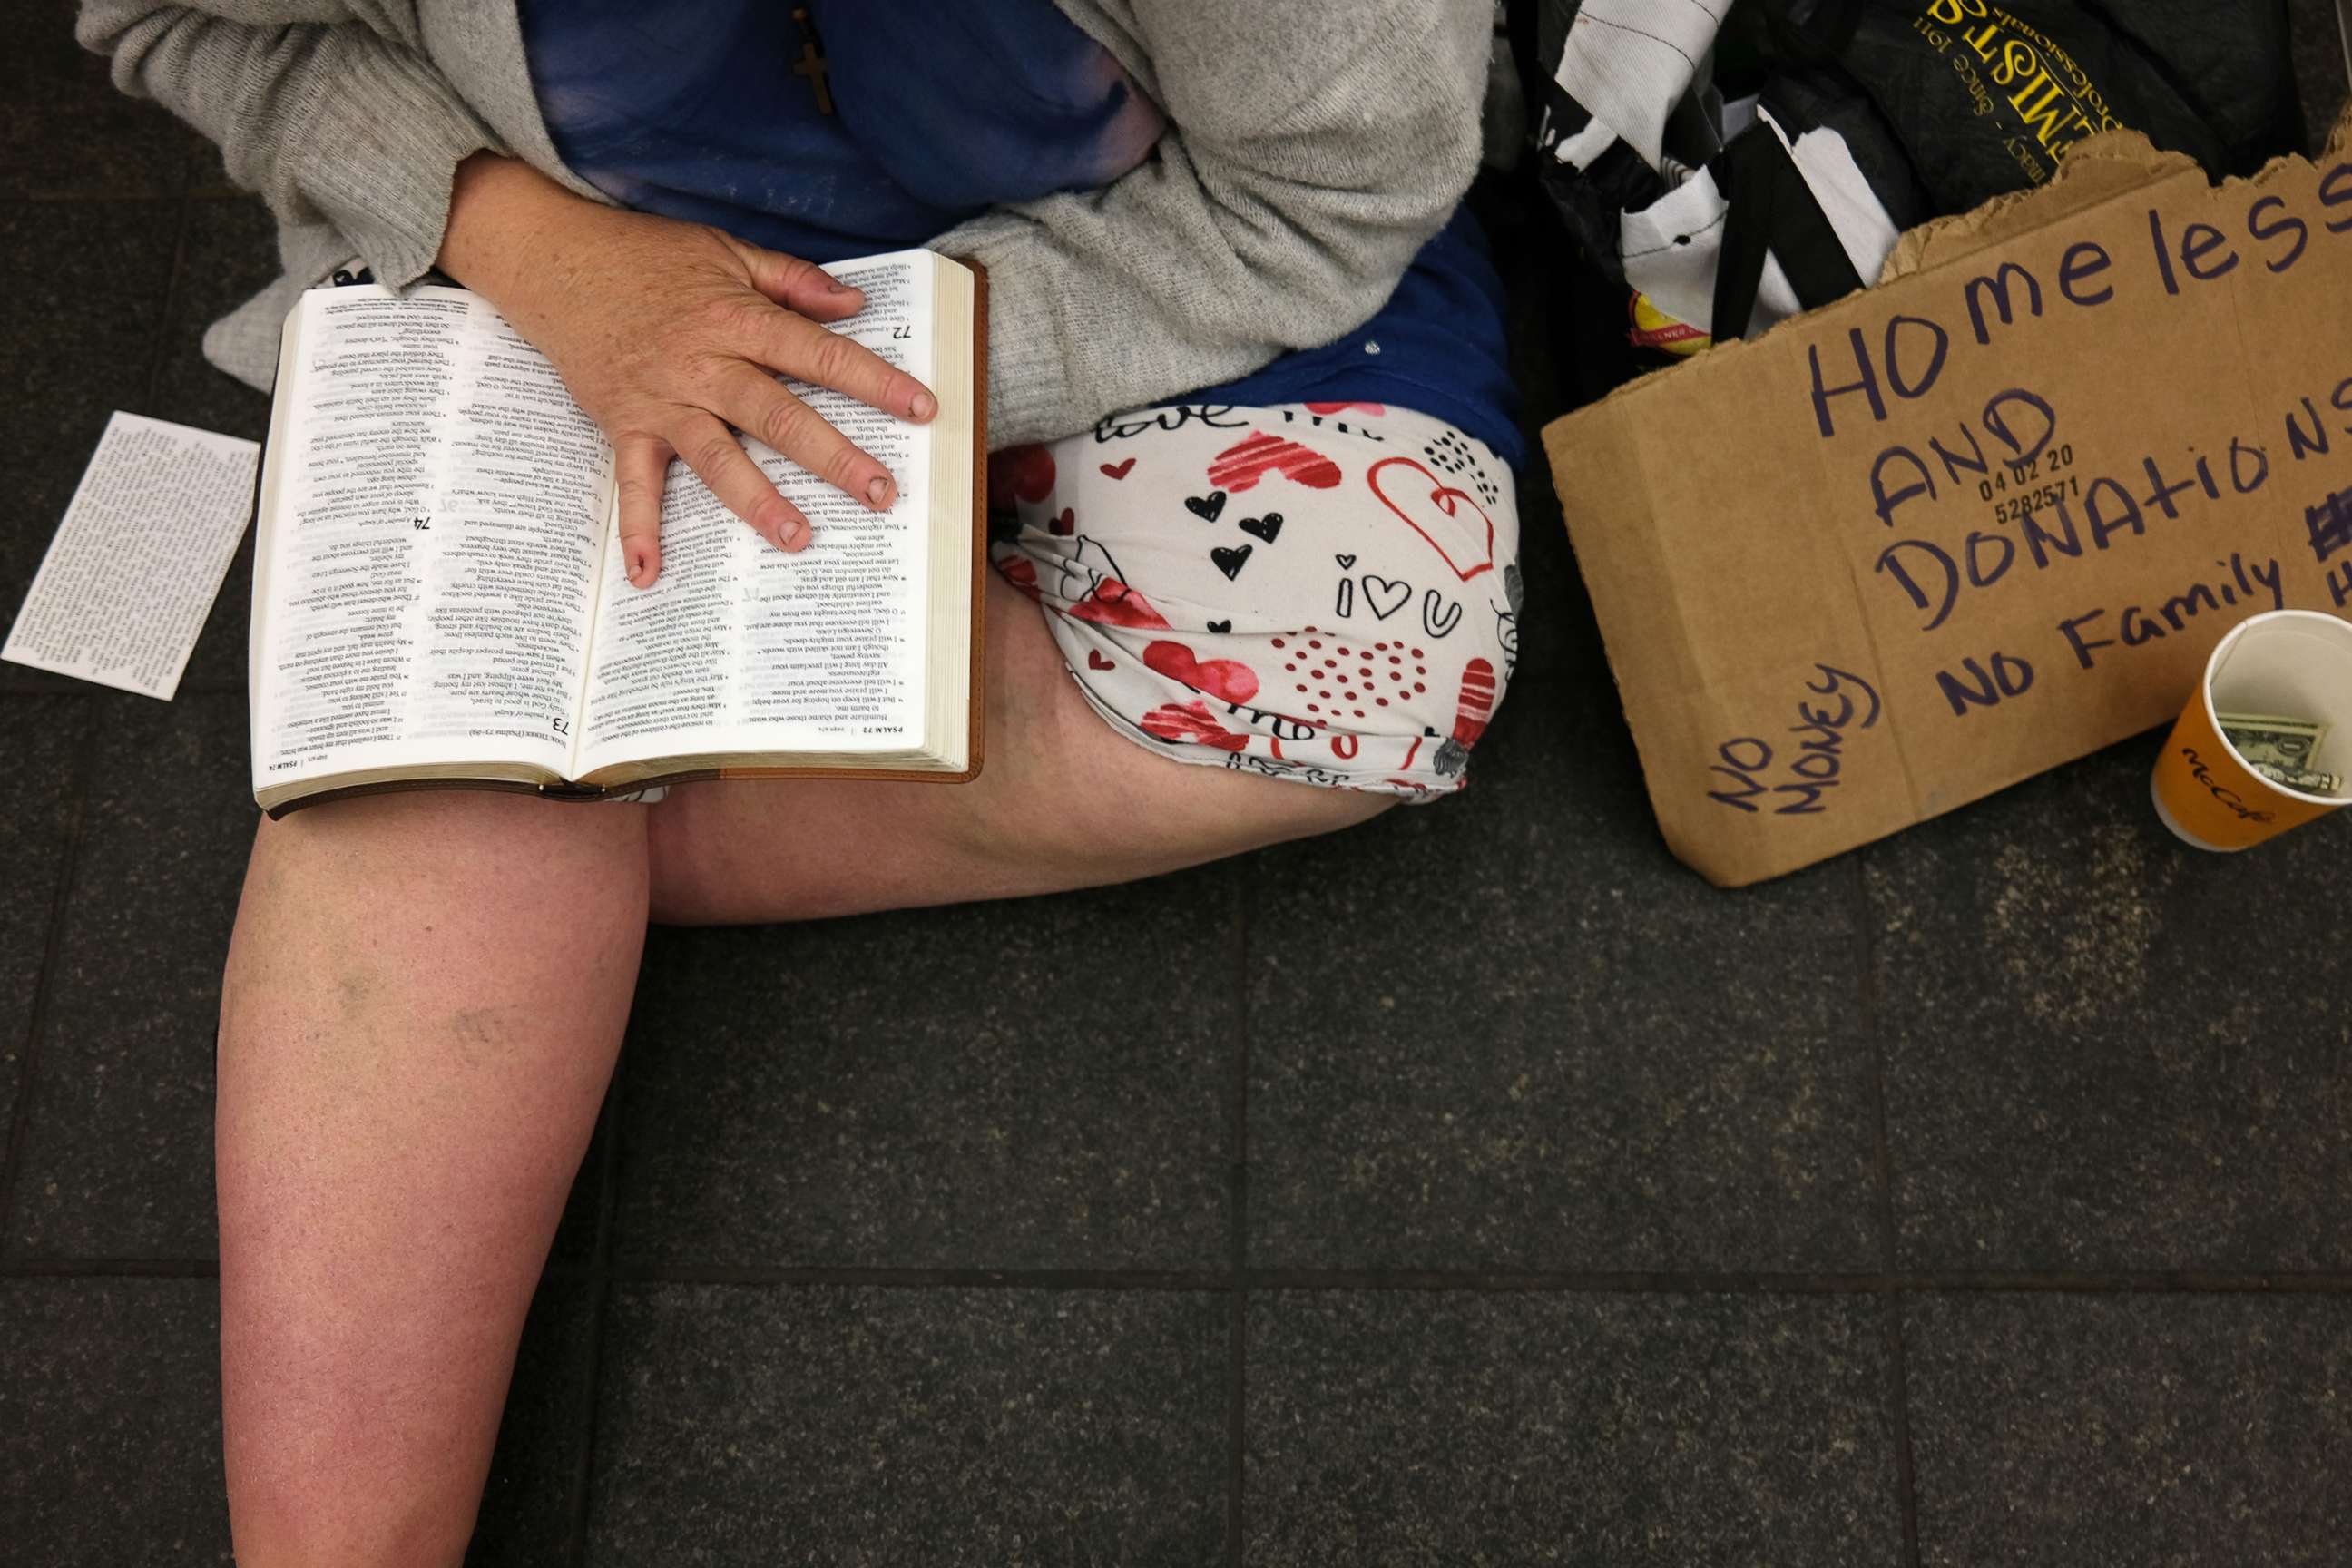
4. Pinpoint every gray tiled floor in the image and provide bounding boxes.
[588,1284,1229,1564]
[2,10,2348,1567]
[1906,1293,2352,1567]
[613,867,1240,1272]
[1869,743,2352,1273]
[0,699,84,1147]
[0,9,205,200]
[1246,683,1882,1274]
[10,694,248,1260]
[0,1277,229,1555]
[1245,1291,1905,1566]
